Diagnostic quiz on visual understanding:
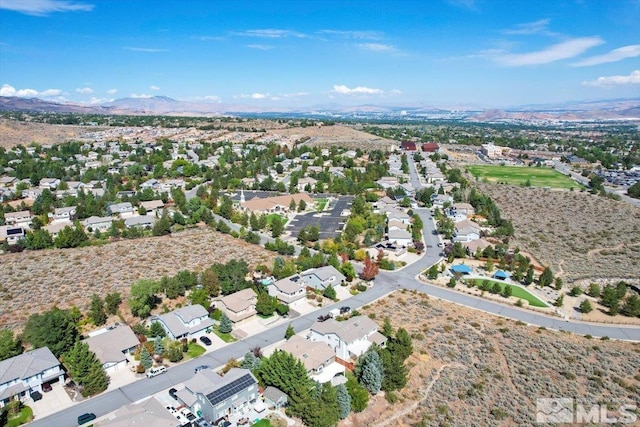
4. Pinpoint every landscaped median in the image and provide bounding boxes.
[464,279,549,308]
